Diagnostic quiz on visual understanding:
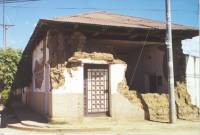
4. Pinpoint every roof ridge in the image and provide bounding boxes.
[54,11,167,26]
[80,11,197,29]
[53,10,197,30]
[66,15,152,28]
[53,10,105,19]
